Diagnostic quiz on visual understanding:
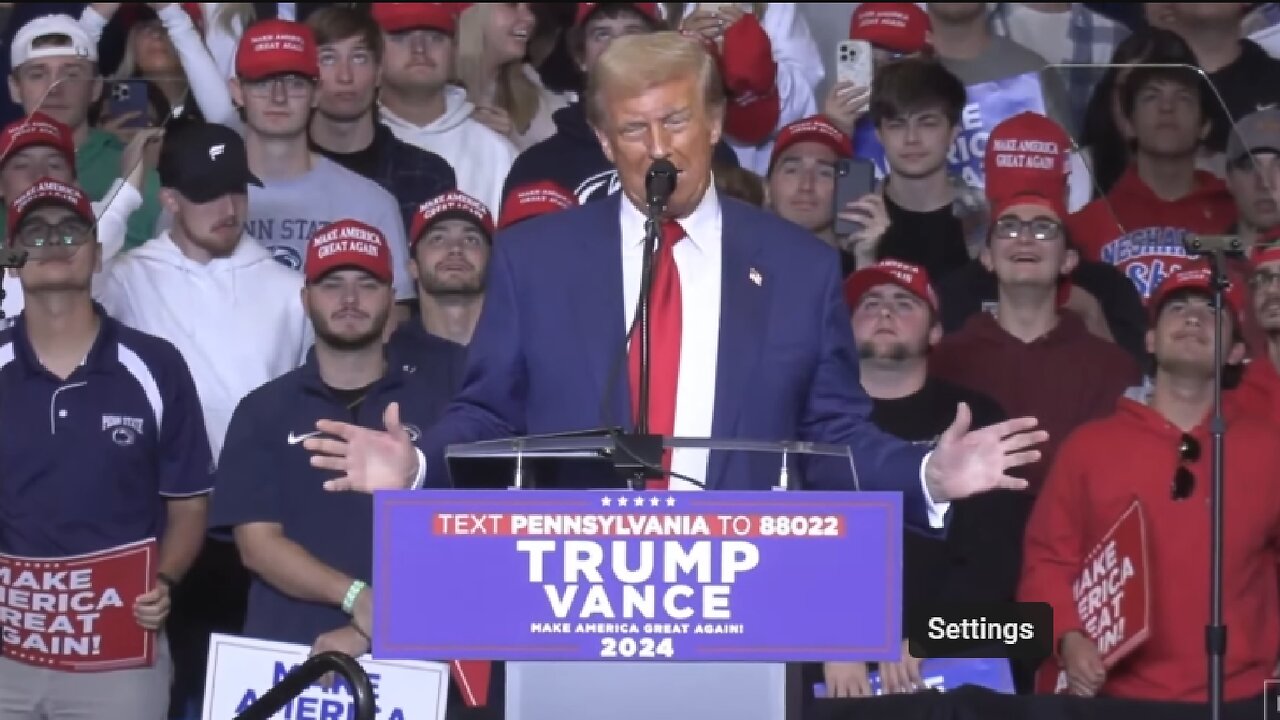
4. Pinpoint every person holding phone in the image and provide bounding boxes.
[764,115,890,276]
[822,2,932,136]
